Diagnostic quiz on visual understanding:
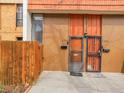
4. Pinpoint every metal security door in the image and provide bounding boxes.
[86,36,102,72]
[69,37,83,76]
[69,14,84,76]
[85,15,102,72]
